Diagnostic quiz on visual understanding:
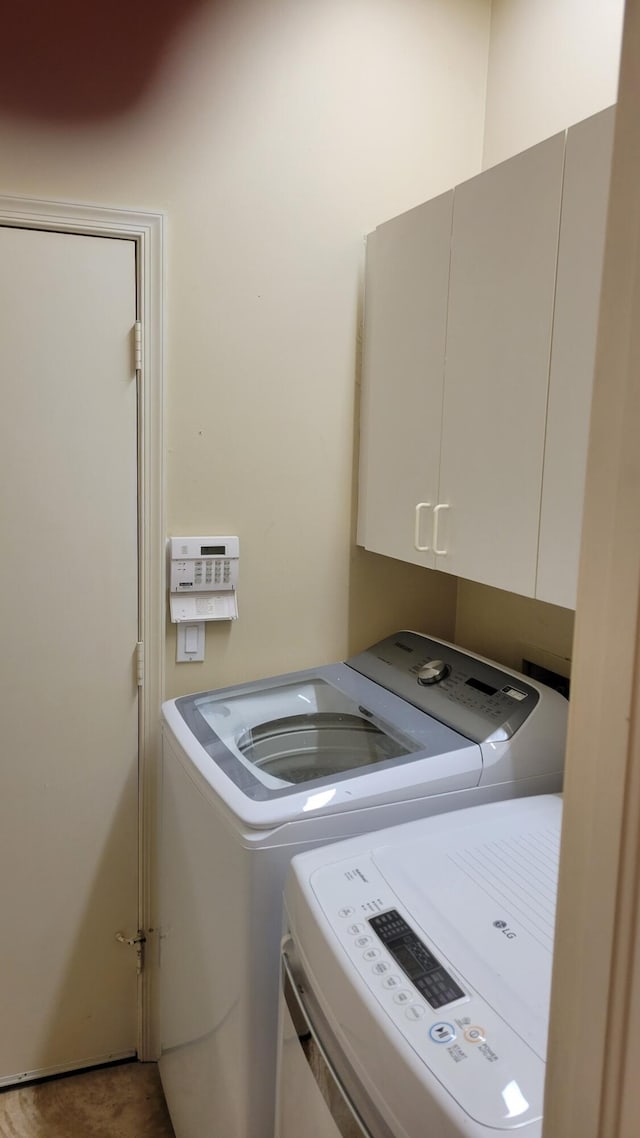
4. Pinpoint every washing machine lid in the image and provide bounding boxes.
[161,631,553,829]
[286,795,562,1135]
[169,661,475,786]
[366,796,560,1062]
